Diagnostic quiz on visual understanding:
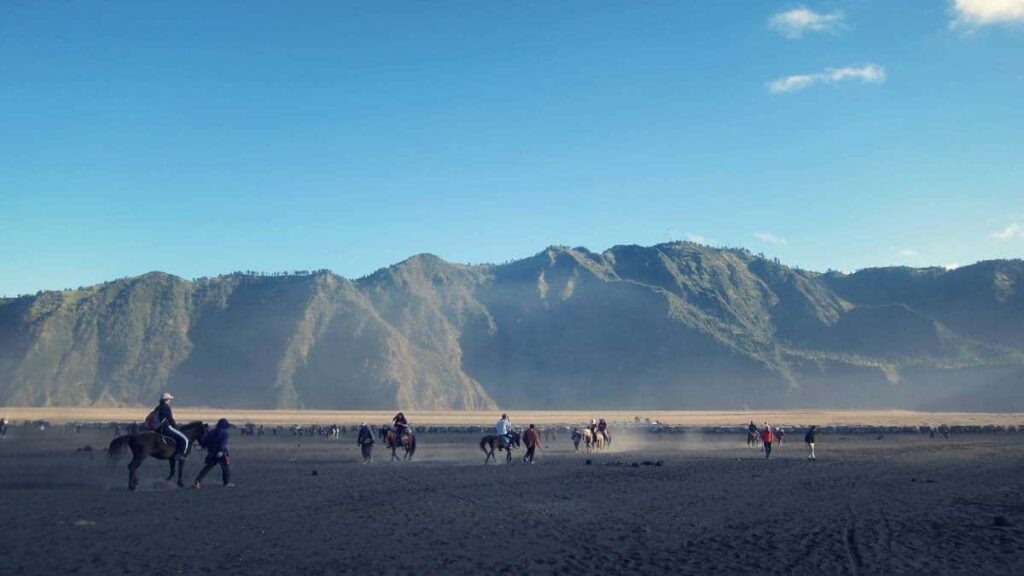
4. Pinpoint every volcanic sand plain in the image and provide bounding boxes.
[1,423,1023,575]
